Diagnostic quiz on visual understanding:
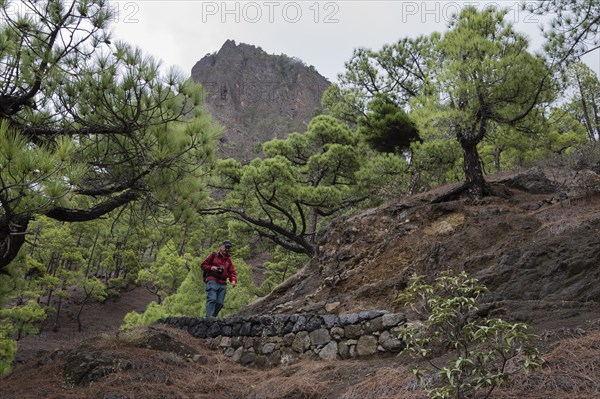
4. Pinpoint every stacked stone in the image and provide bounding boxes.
[159,311,406,366]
